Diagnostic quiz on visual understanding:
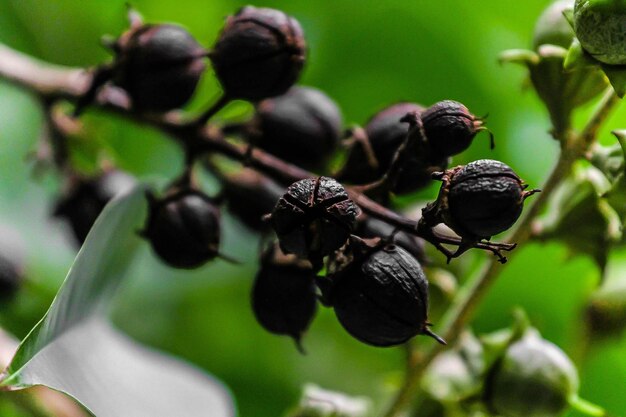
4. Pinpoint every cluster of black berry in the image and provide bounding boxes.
[53,5,538,351]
